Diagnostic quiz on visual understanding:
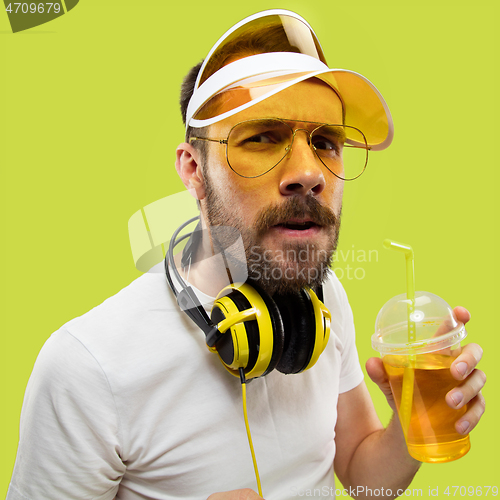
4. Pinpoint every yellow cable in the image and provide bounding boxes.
[241,382,263,497]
